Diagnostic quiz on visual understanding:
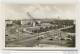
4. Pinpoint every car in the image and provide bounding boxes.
[37,35,45,40]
